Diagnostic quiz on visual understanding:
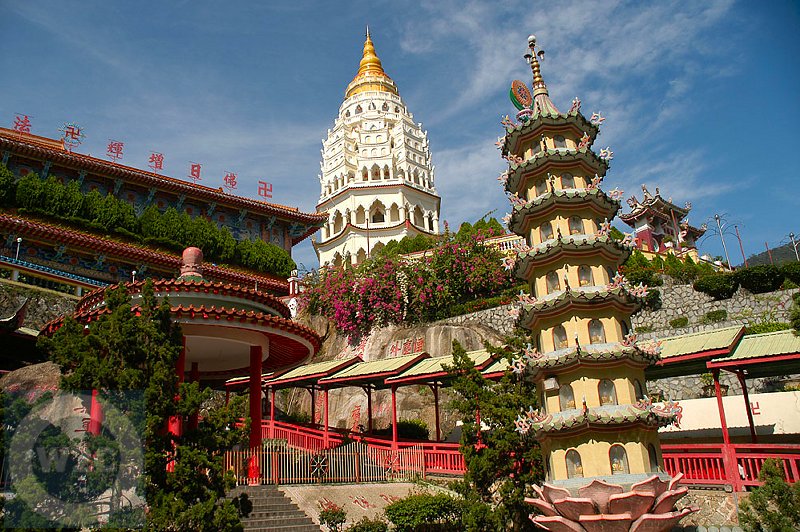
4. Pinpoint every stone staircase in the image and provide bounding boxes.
[229,484,321,531]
